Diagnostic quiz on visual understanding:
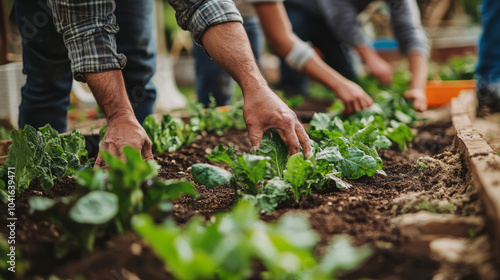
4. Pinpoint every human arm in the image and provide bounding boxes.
[315,0,393,85]
[388,0,430,111]
[404,51,428,111]
[201,22,311,156]
[47,0,152,166]
[253,2,373,114]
